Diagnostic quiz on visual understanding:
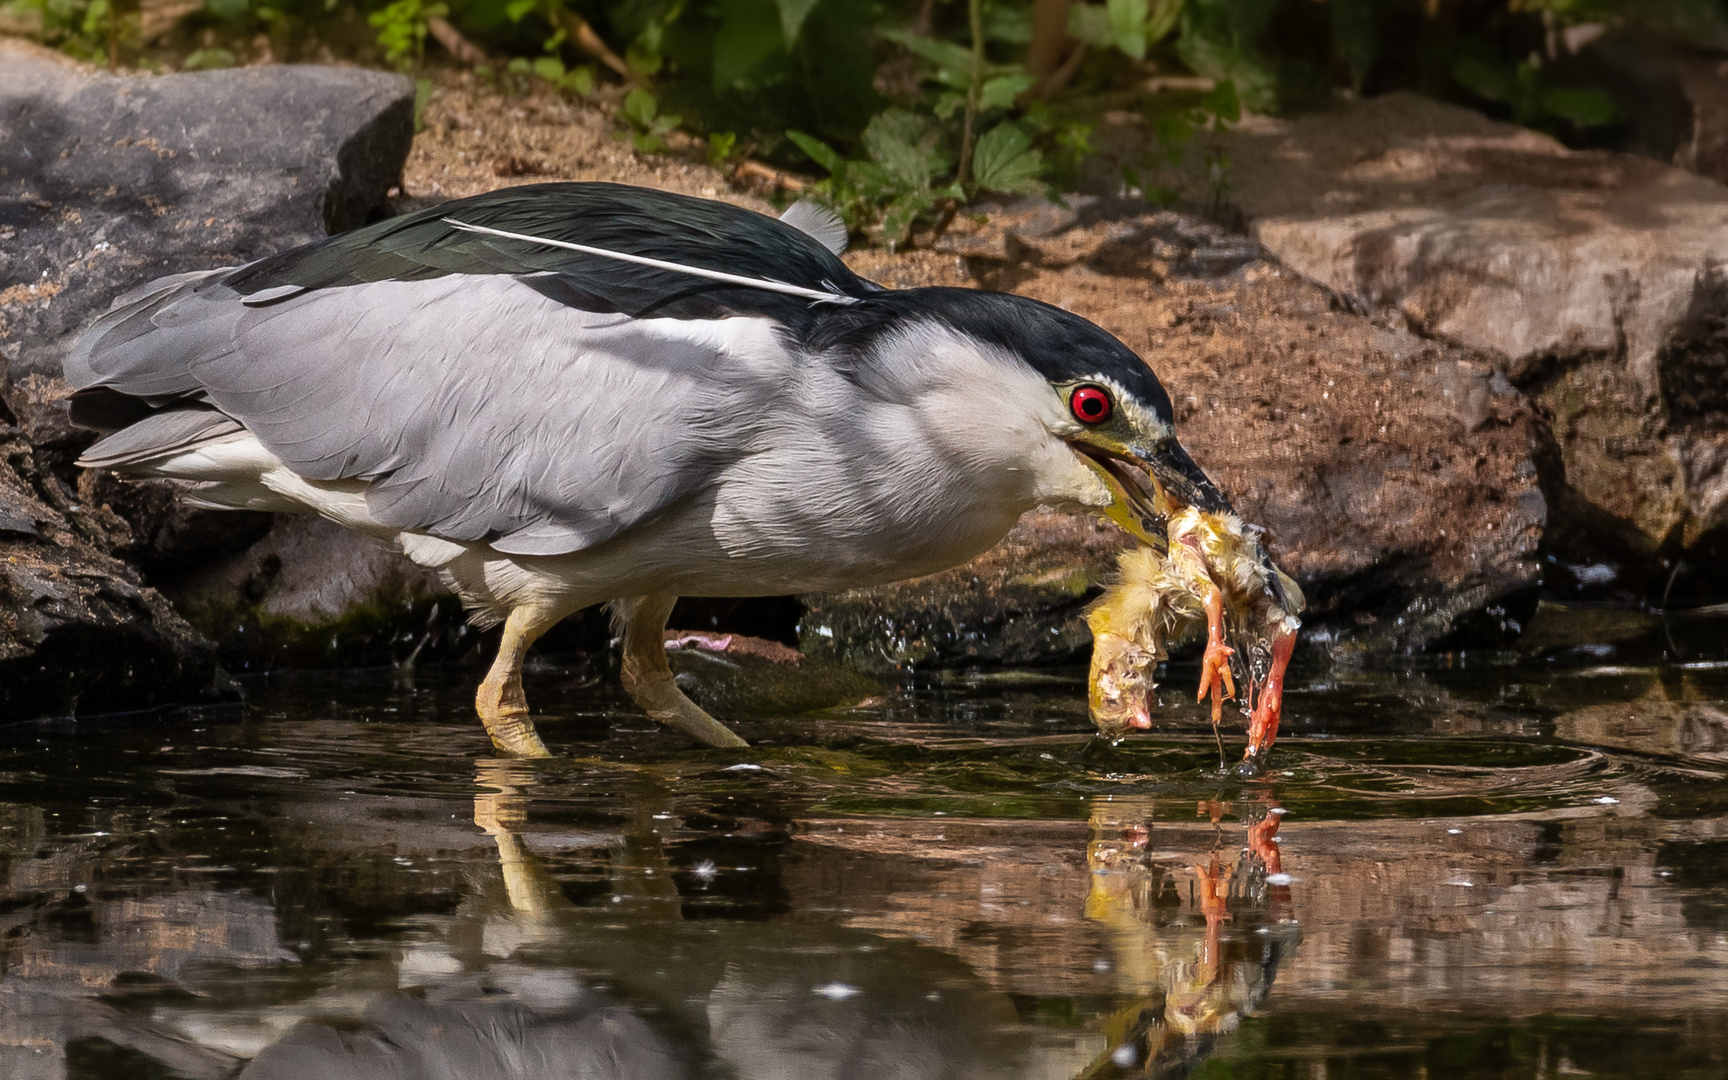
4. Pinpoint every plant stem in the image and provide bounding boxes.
[956,0,984,192]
